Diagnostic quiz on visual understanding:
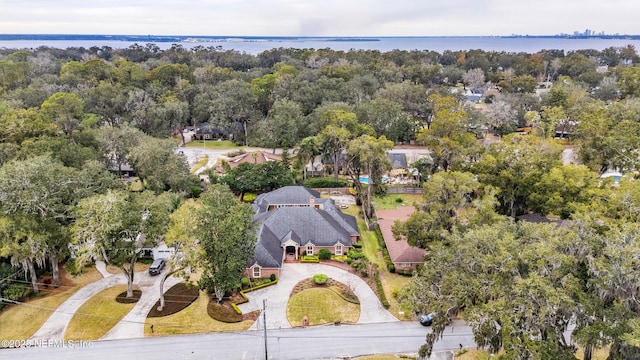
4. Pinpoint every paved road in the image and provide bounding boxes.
[3,321,475,360]
[238,263,398,330]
